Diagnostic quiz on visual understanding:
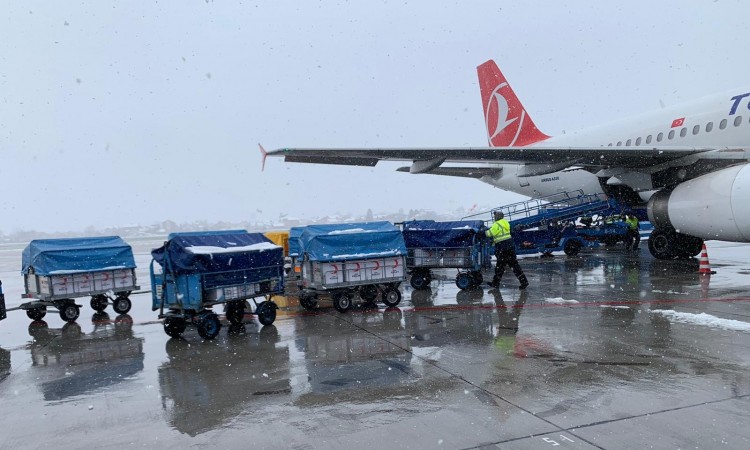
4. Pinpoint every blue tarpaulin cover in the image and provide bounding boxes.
[299,221,407,262]
[152,230,282,274]
[22,236,136,276]
[402,220,485,248]
[288,226,305,257]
